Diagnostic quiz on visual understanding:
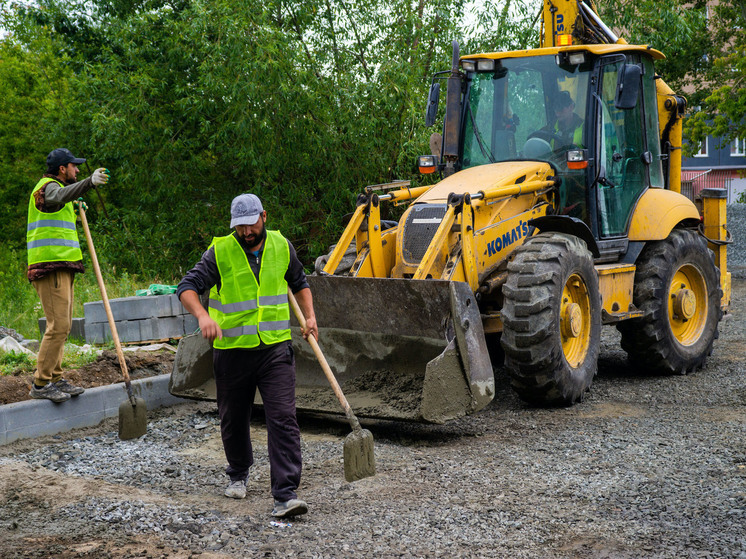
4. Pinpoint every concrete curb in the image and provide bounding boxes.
[0,374,187,445]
